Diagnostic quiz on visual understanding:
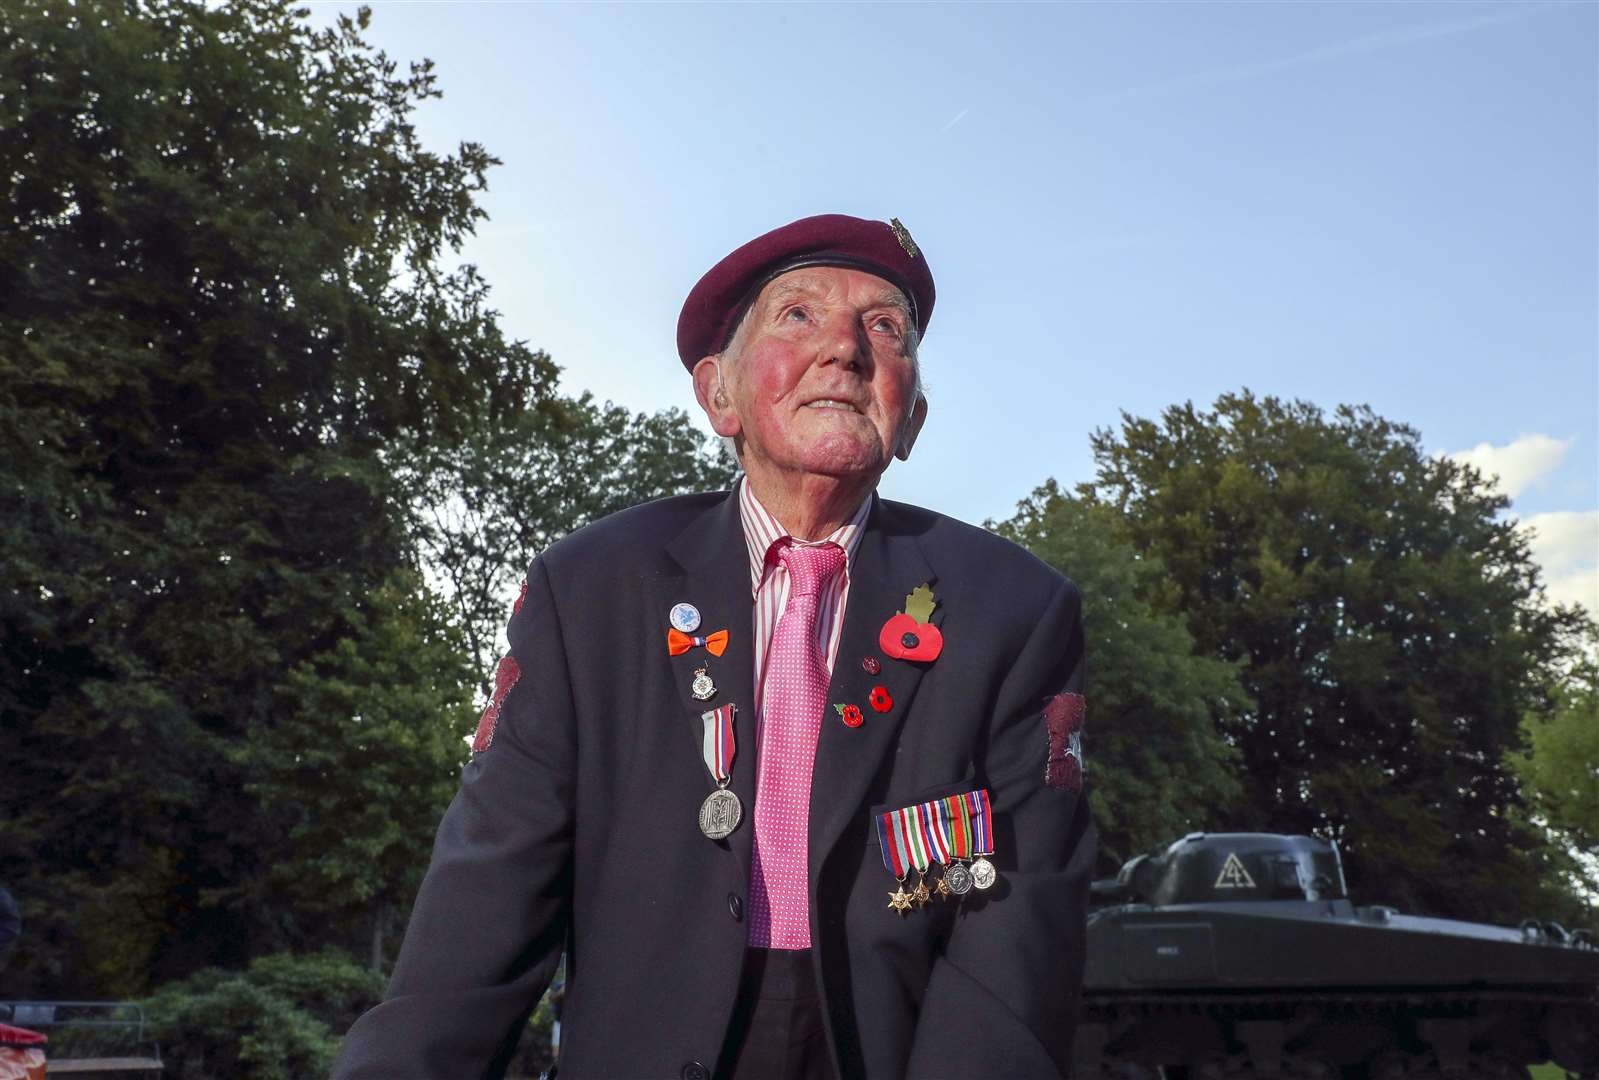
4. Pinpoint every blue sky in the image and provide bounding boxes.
[320,1,1597,614]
